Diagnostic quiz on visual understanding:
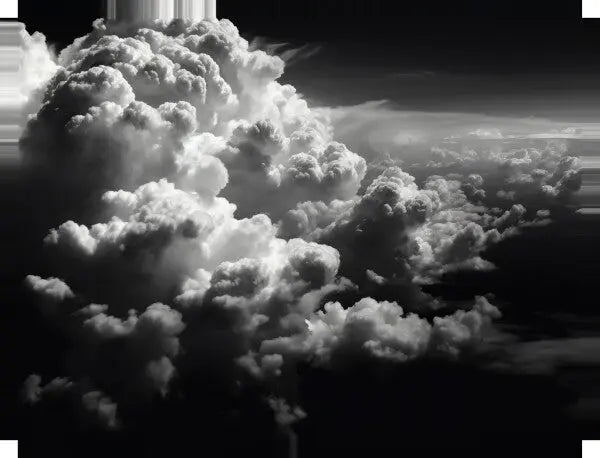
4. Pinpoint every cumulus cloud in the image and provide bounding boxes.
[21,374,119,430]
[25,275,75,308]
[74,301,186,398]
[281,166,512,285]
[254,296,500,369]
[22,374,73,405]
[412,143,582,208]
[16,16,563,437]
[218,121,366,219]
[20,28,59,114]
[268,397,307,426]
[325,102,582,212]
